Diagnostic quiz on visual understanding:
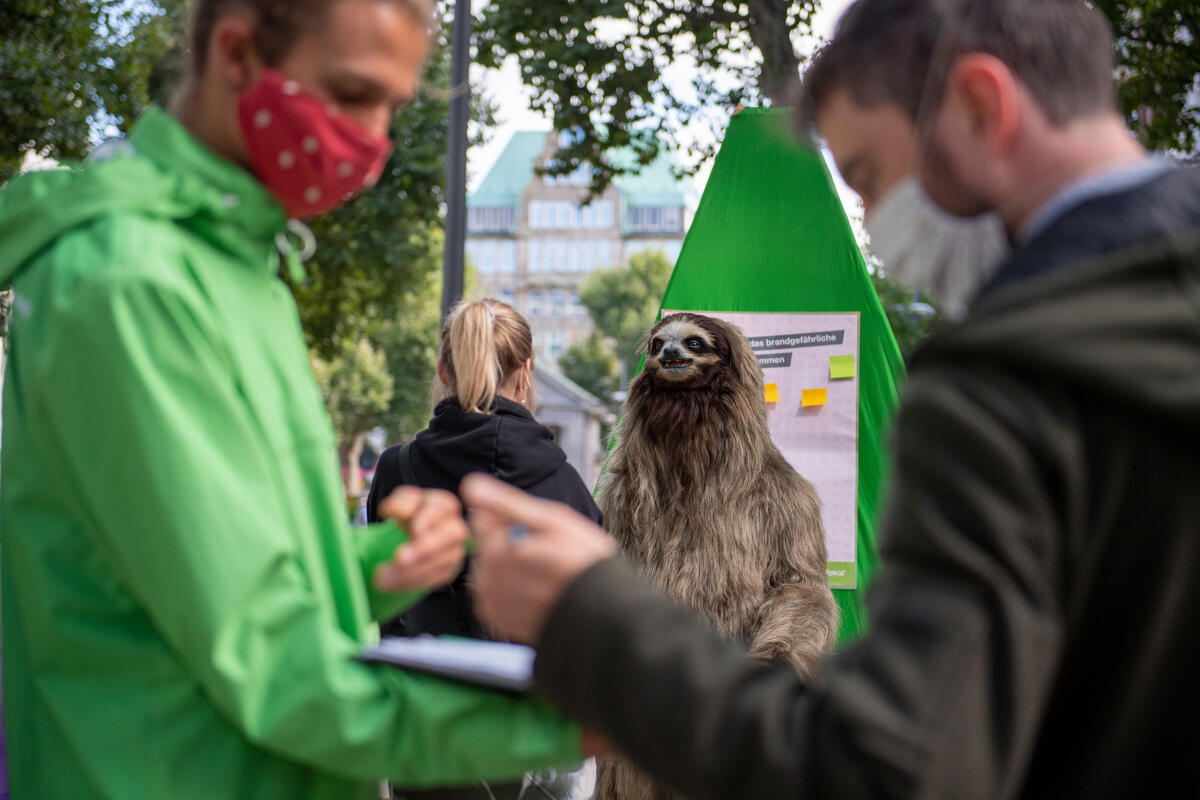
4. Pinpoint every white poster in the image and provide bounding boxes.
[669,311,860,588]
